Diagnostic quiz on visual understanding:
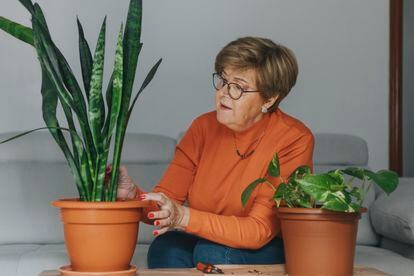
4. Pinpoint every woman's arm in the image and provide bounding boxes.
[182,133,314,249]
[136,117,205,224]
